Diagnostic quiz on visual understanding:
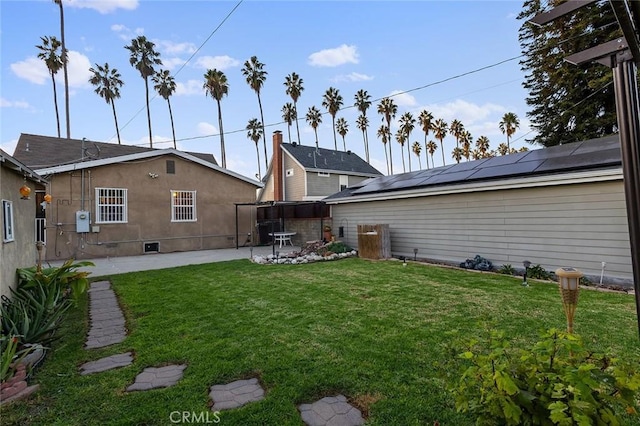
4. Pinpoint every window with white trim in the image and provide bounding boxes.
[339,175,349,191]
[286,168,294,177]
[95,188,128,223]
[318,172,330,177]
[2,200,14,242]
[171,190,196,222]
